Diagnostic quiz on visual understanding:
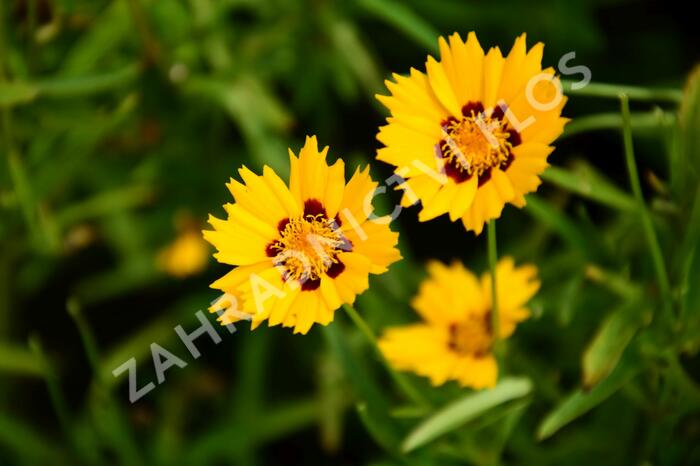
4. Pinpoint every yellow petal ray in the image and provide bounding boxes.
[296,135,330,205]
[262,166,301,217]
[398,174,442,208]
[448,176,478,220]
[346,220,401,274]
[331,252,371,303]
[319,276,342,321]
[293,291,320,335]
[491,168,515,202]
[268,285,300,327]
[238,166,290,222]
[210,260,271,292]
[482,46,506,109]
[226,178,281,226]
[426,55,462,118]
[203,218,270,266]
[222,203,278,241]
[418,180,458,222]
[324,159,346,218]
[338,166,377,228]
[380,68,446,123]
